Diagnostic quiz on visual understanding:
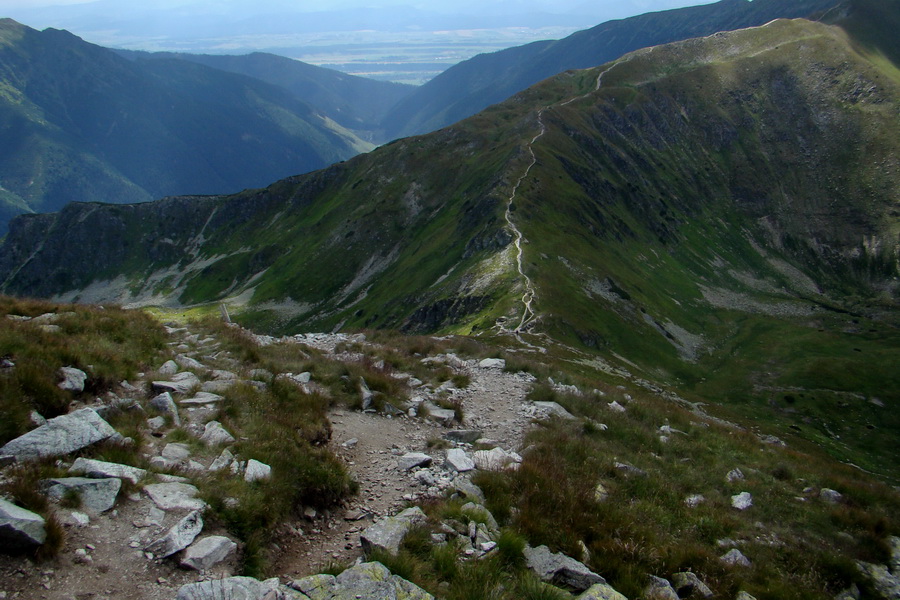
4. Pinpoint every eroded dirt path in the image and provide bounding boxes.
[273,359,536,578]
